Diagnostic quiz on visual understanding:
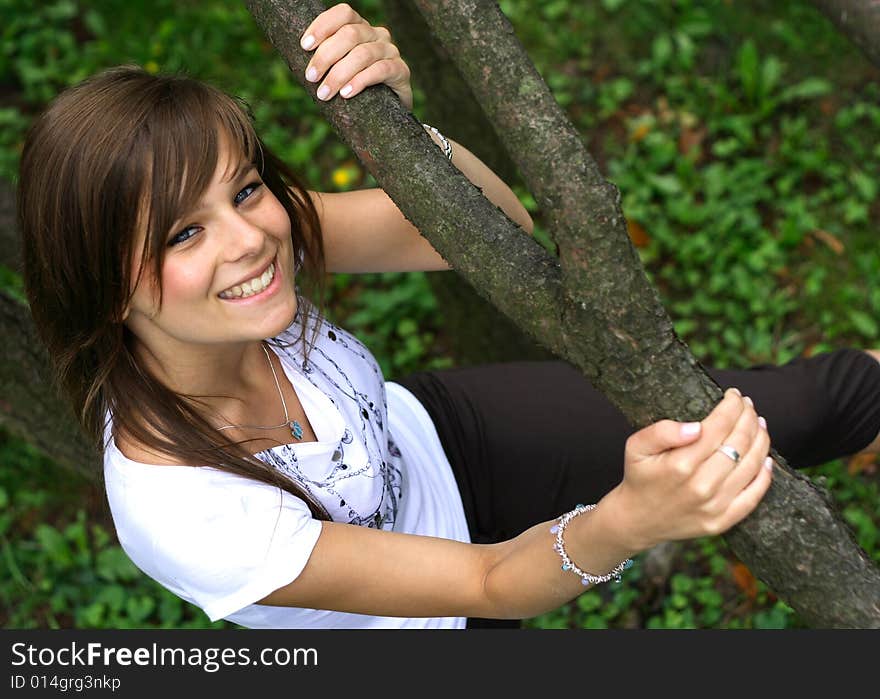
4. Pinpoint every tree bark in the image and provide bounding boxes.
[381,0,553,366]
[244,0,880,626]
[0,180,21,272]
[0,289,100,479]
[811,0,880,69]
